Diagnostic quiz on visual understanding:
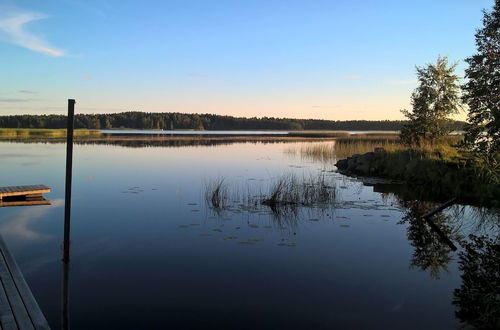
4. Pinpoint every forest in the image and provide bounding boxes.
[0,112,466,131]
